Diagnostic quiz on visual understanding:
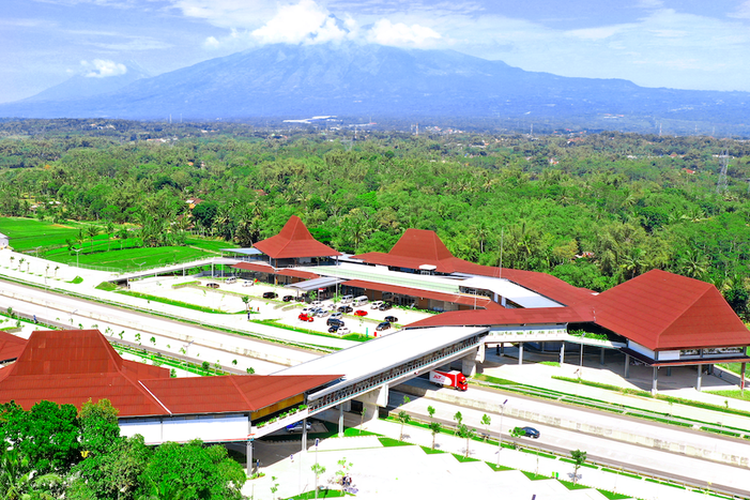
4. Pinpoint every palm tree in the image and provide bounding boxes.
[86,225,99,251]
